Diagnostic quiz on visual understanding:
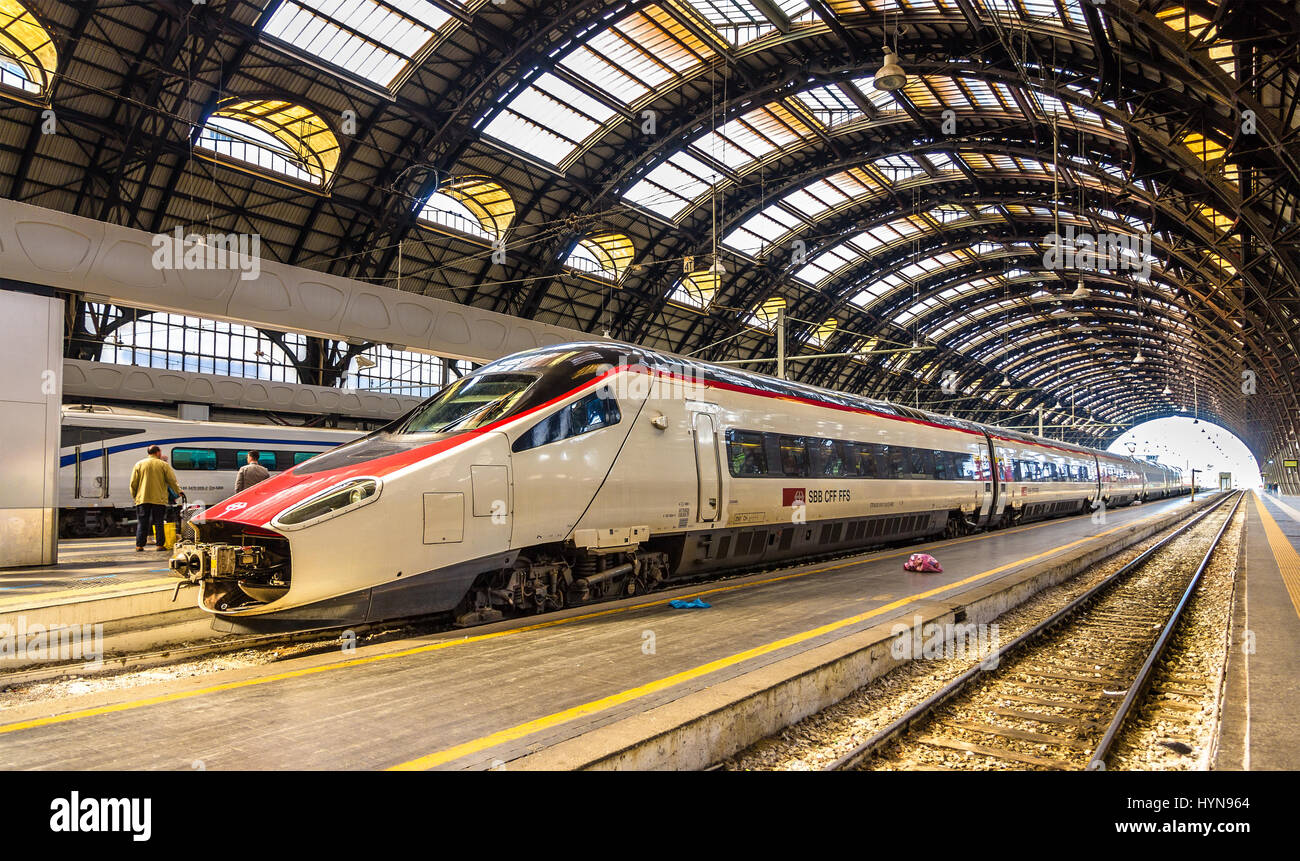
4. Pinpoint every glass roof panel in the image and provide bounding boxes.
[794,83,864,128]
[260,0,456,88]
[0,0,57,94]
[196,100,340,186]
[481,72,617,165]
[668,269,722,309]
[559,5,714,105]
[623,150,724,218]
[565,232,635,282]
